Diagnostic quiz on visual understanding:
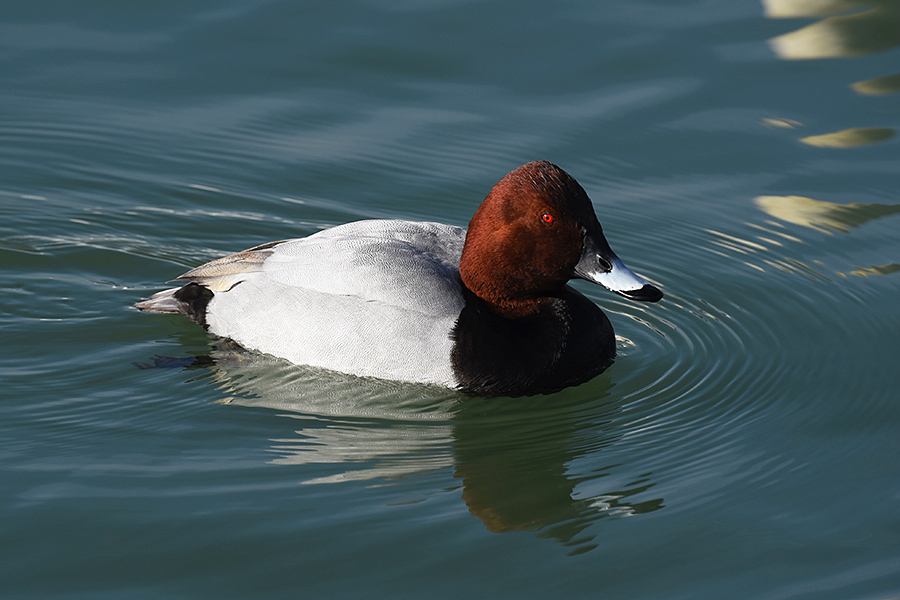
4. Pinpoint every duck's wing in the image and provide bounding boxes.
[173,239,286,292]
[258,220,467,316]
[139,220,467,318]
[136,220,467,386]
